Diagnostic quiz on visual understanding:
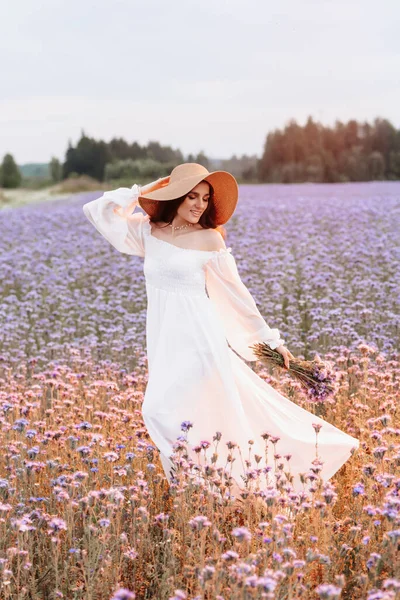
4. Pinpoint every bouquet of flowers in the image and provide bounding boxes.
[249,342,337,402]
